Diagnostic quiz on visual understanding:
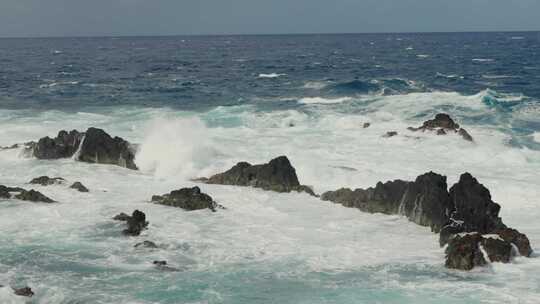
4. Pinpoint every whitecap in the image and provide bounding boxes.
[258,73,286,79]
[472,58,494,62]
[416,54,430,58]
[303,81,329,90]
[482,75,516,79]
[298,97,352,105]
